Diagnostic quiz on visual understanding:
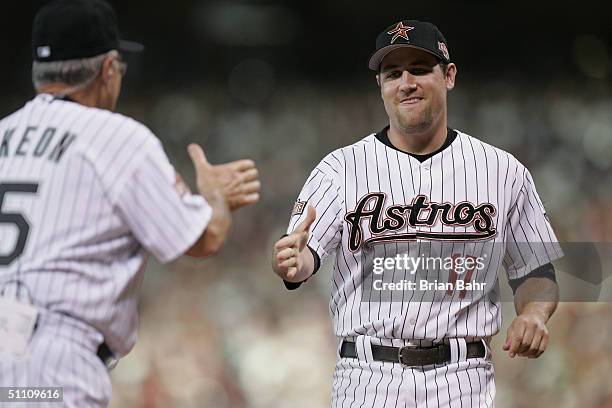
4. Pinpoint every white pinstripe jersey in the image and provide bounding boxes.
[0,94,211,356]
[288,128,562,342]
